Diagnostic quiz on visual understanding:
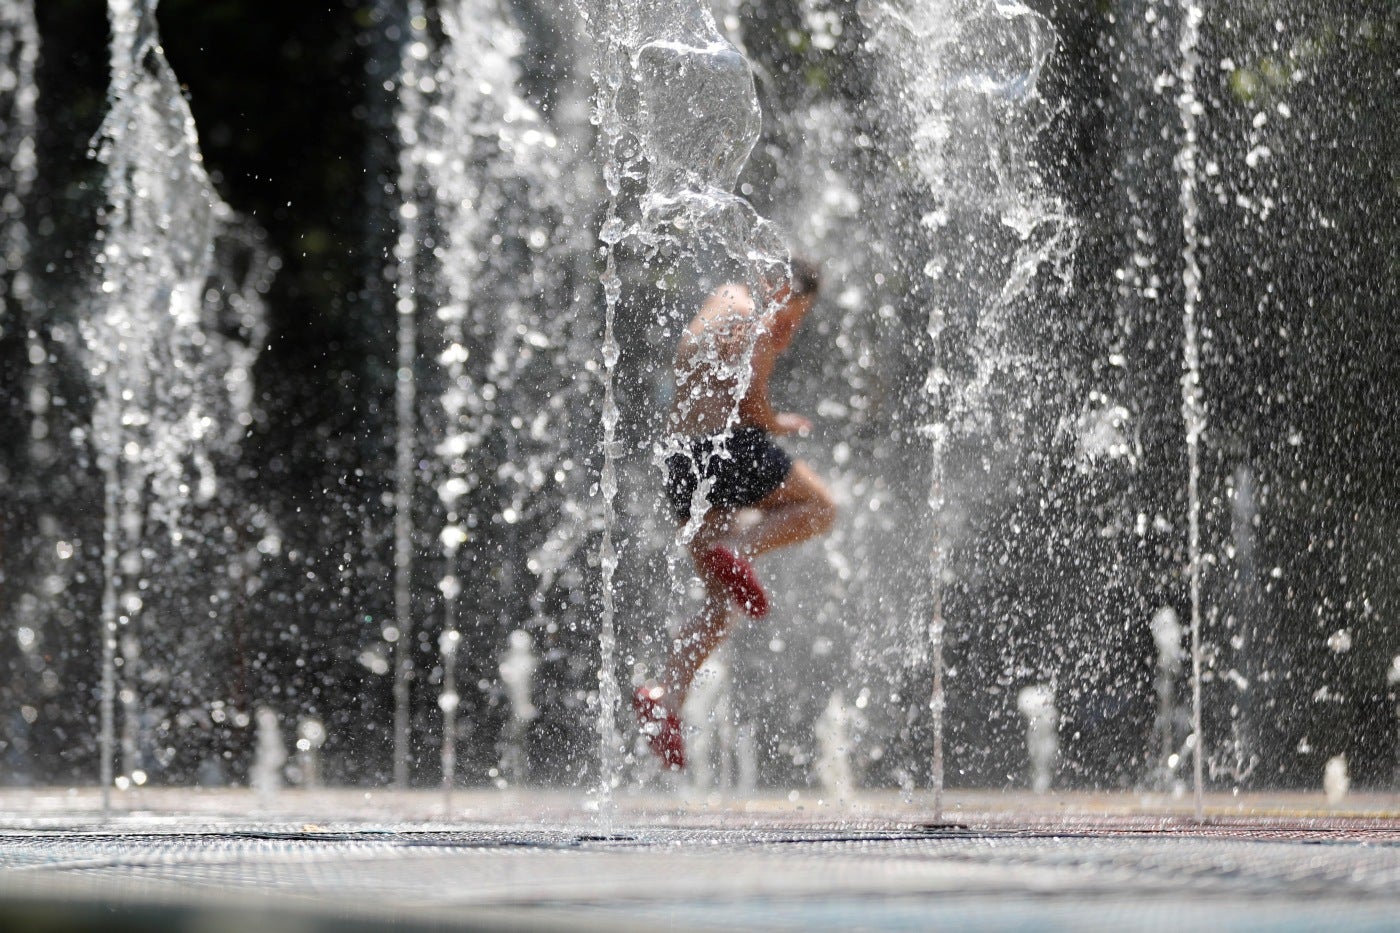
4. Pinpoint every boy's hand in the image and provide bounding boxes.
[773,412,812,437]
